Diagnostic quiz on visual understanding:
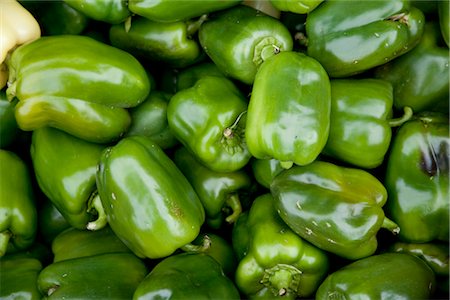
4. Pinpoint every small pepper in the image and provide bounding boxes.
[63,0,130,24]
